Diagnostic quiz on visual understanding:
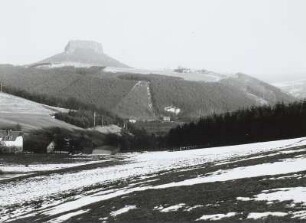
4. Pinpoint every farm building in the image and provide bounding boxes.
[0,130,23,153]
